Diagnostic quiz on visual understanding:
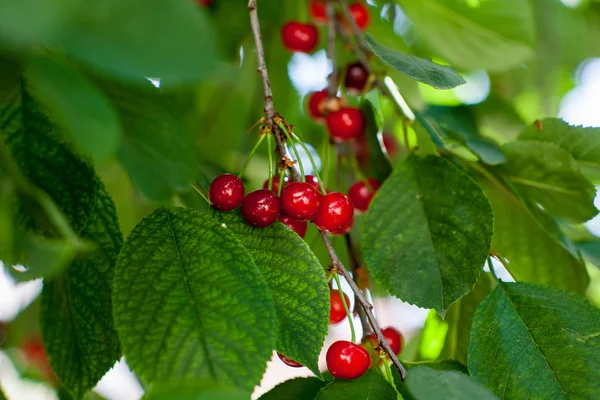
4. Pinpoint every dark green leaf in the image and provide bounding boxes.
[362,156,493,314]
[0,176,15,265]
[143,380,249,400]
[469,282,600,399]
[501,141,597,223]
[577,240,600,268]
[365,34,465,90]
[404,360,468,374]
[25,55,121,164]
[258,377,327,400]
[212,210,328,376]
[399,0,534,72]
[0,385,6,400]
[315,369,396,400]
[113,208,276,391]
[406,366,499,400]
[360,100,392,182]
